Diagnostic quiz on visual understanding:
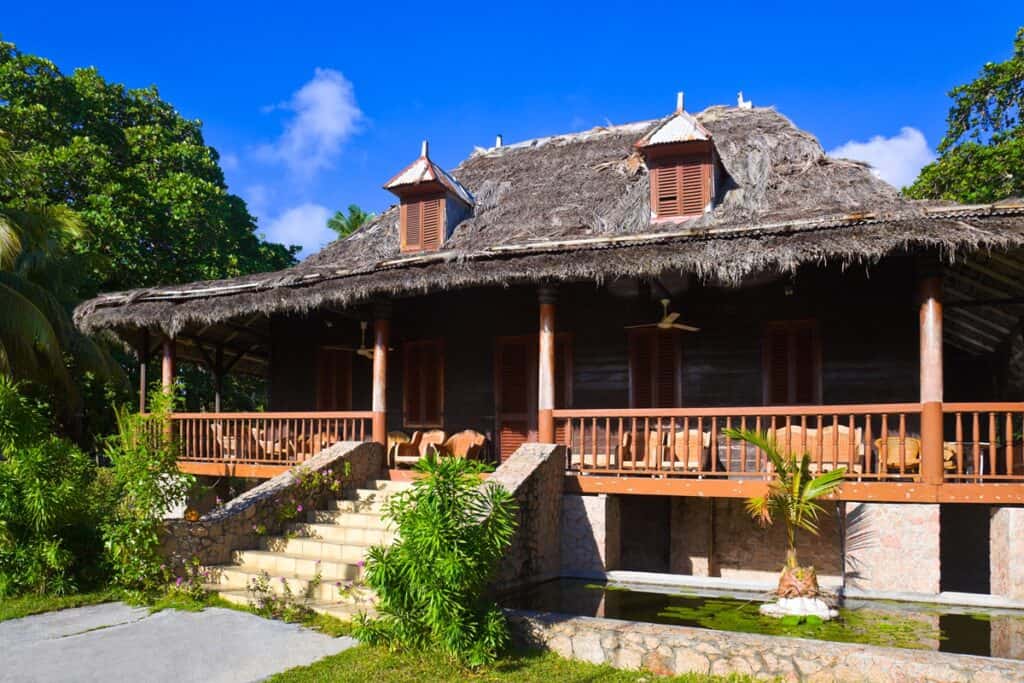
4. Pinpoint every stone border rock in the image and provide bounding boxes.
[161,441,384,571]
[507,609,1024,682]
